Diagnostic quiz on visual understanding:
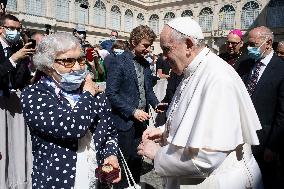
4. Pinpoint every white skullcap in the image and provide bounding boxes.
[167,17,204,40]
